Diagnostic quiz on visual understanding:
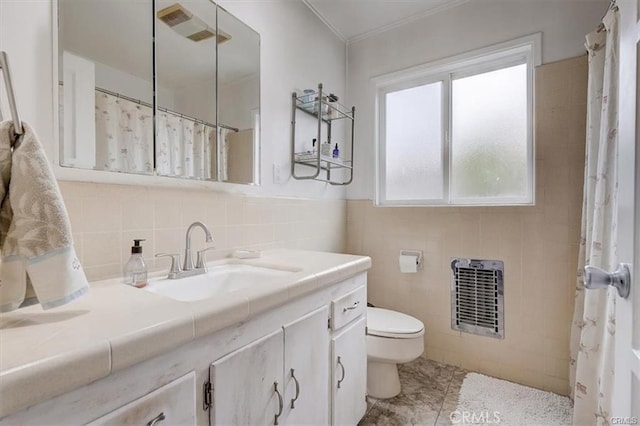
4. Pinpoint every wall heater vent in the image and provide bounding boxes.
[451,258,504,339]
